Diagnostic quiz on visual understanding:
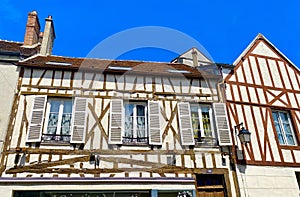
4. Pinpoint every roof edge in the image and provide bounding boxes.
[233,33,299,72]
